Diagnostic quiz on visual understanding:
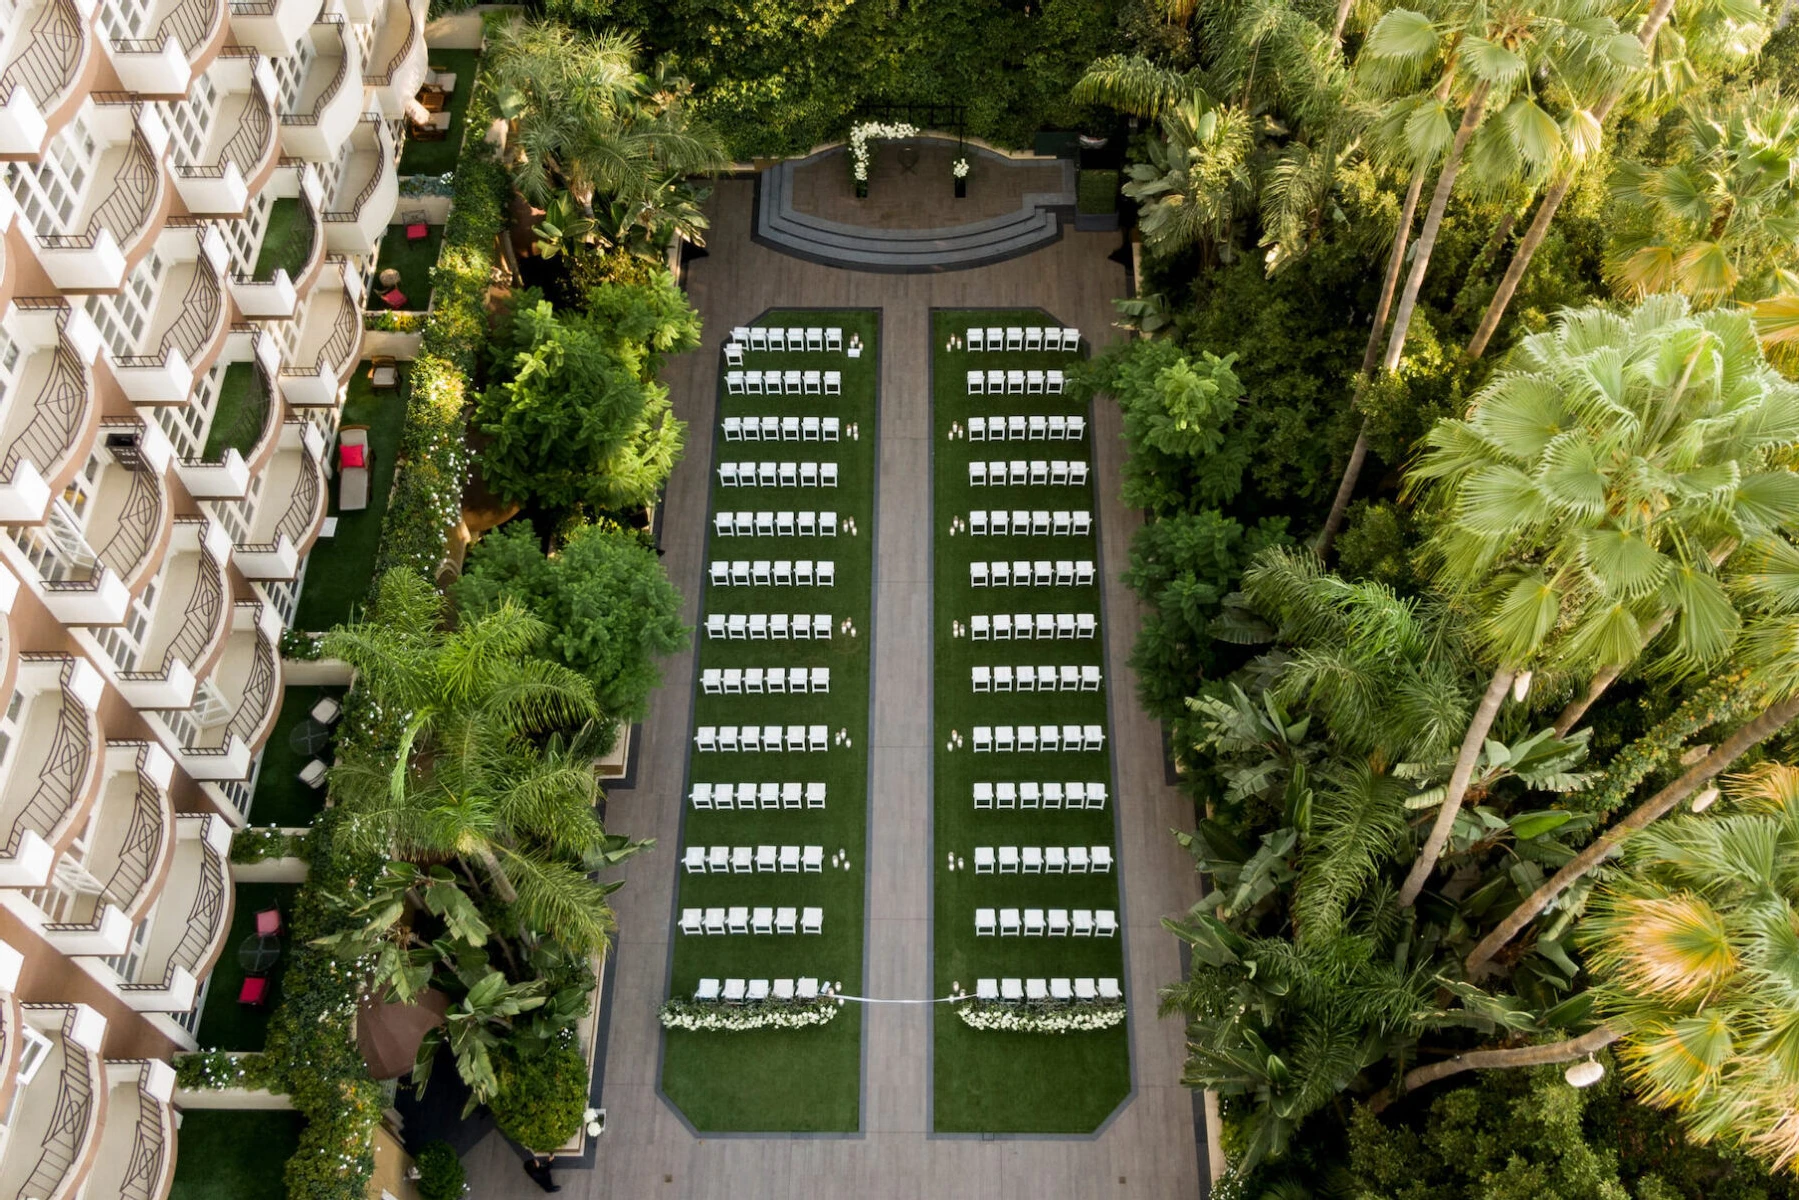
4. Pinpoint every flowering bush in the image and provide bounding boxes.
[847,121,918,182]
[658,997,842,1031]
[398,171,456,197]
[954,999,1126,1034]
[363,310,428,333]
[953,157,970,179]
[229,825,311,864]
